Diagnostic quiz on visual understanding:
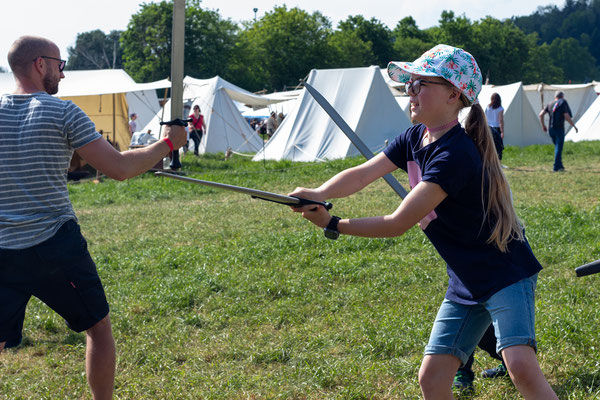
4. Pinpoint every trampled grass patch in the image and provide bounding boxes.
[1,141,600,399]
